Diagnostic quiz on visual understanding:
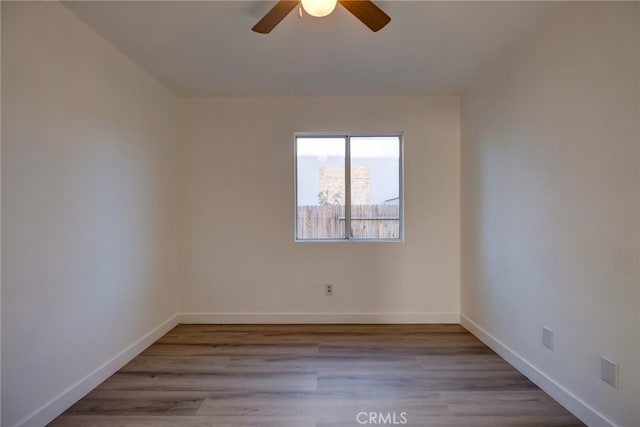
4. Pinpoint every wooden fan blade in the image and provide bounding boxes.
[339,0,390,32]
[252,1,299,34]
